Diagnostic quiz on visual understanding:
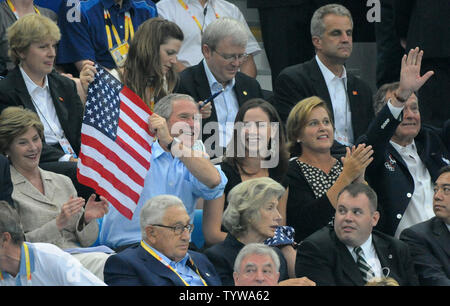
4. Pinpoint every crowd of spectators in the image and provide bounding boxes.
[0,0,448,287]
